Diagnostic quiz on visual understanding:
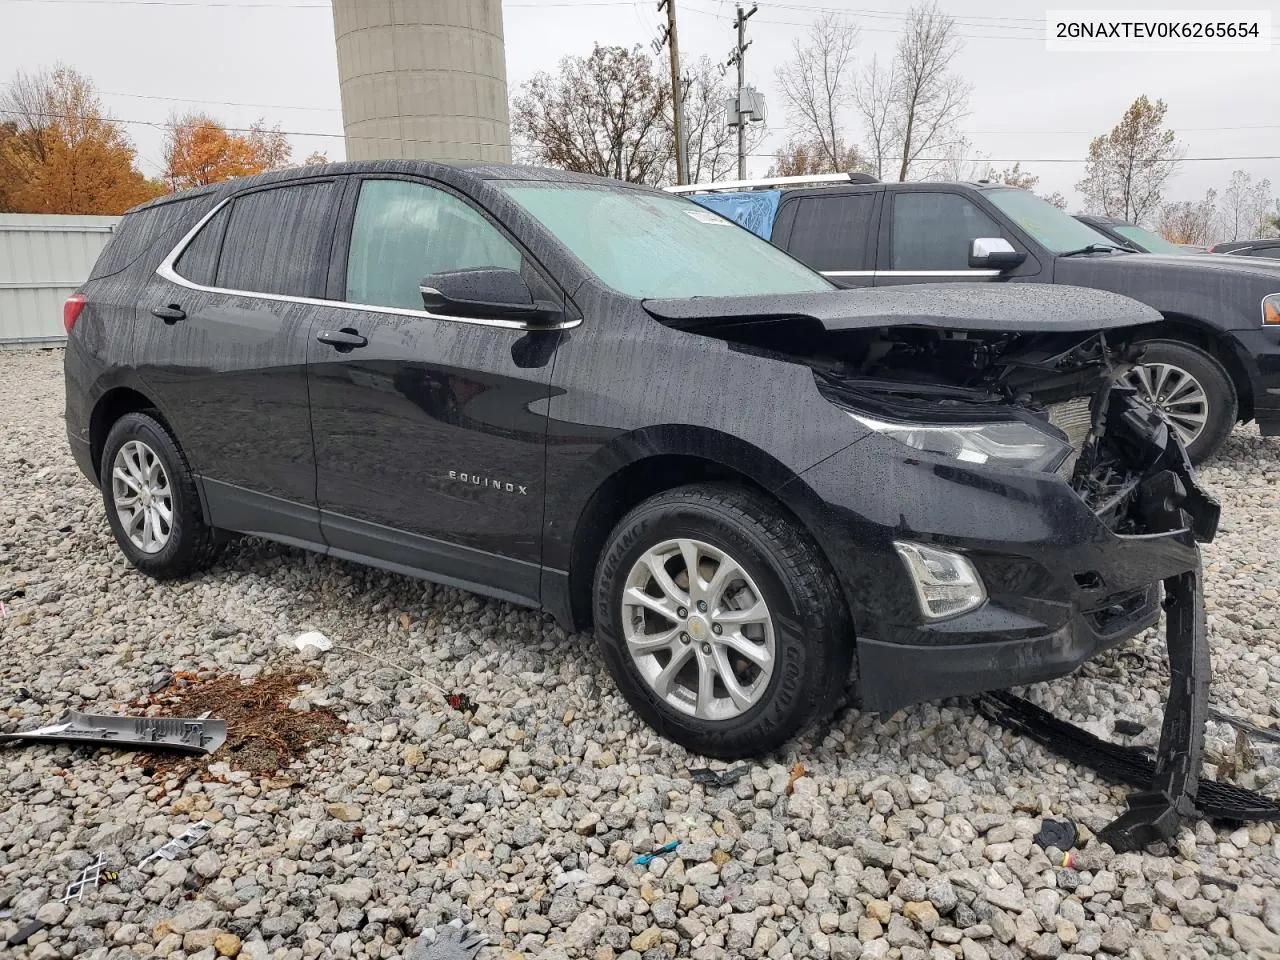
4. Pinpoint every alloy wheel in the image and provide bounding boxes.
[1126,362,1210,447]
[621,538,775,721]
[111,440,173,554]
